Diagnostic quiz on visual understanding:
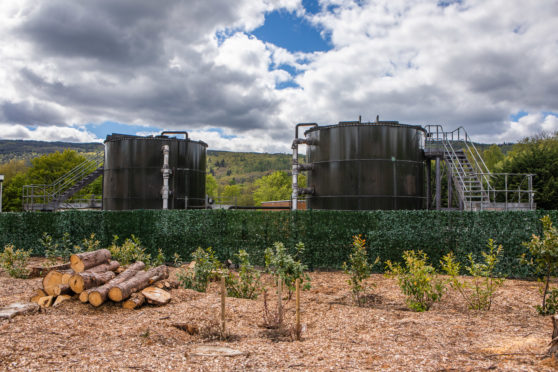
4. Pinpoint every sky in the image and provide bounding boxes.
[0,0,557,152]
